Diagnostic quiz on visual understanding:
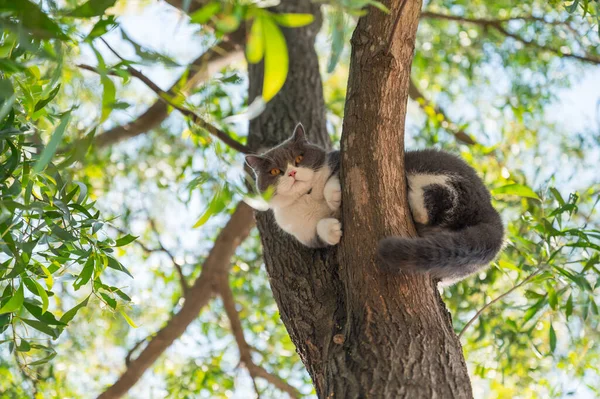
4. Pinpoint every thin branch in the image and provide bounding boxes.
[125,336,150,367]
[90,29,245,148]
[147,217,188,295]
[421,11,600,65]
[78,54,250,153]
[458,266,548,339]
[218,276,300,399]
[97,202,255,399]
[408,79,477,145]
